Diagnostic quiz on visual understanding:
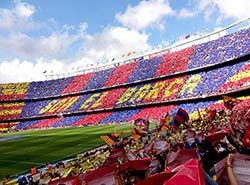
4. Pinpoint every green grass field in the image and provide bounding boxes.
[0,124,132,179]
